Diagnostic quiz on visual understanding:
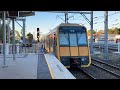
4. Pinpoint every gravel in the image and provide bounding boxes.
[92,60,120,75]
[92,53,120,68]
